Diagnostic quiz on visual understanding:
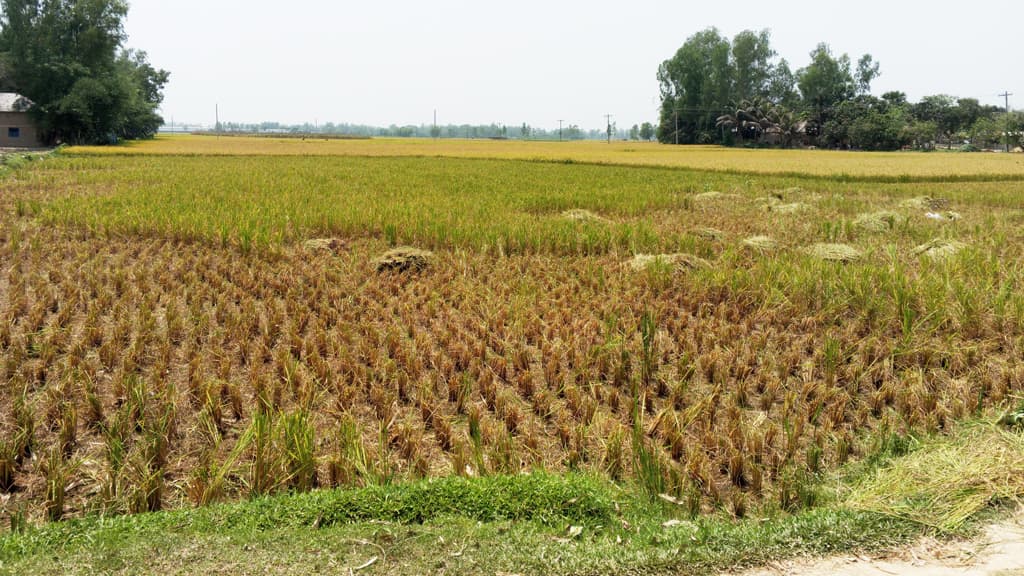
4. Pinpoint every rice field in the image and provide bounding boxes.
[68,134,1024,179]
[2,138,1024,525]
